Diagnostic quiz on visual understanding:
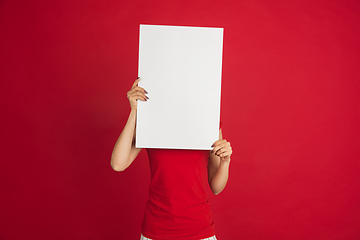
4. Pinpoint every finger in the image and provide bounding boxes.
[220,146,233,158]
[219,148,232,158]
[215,145,229,156]
[131,77,140,89]
[129,90,148,100]
[211,139,227,147]
[128,88,148,98]
[211,145,225,155]
[130,93,147,102]
[130,94,147,102]
[212,142,230,155]
[129,88,147,95]
[133,86,148,94]
[216,147,228,157]
[211,140,228,151]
